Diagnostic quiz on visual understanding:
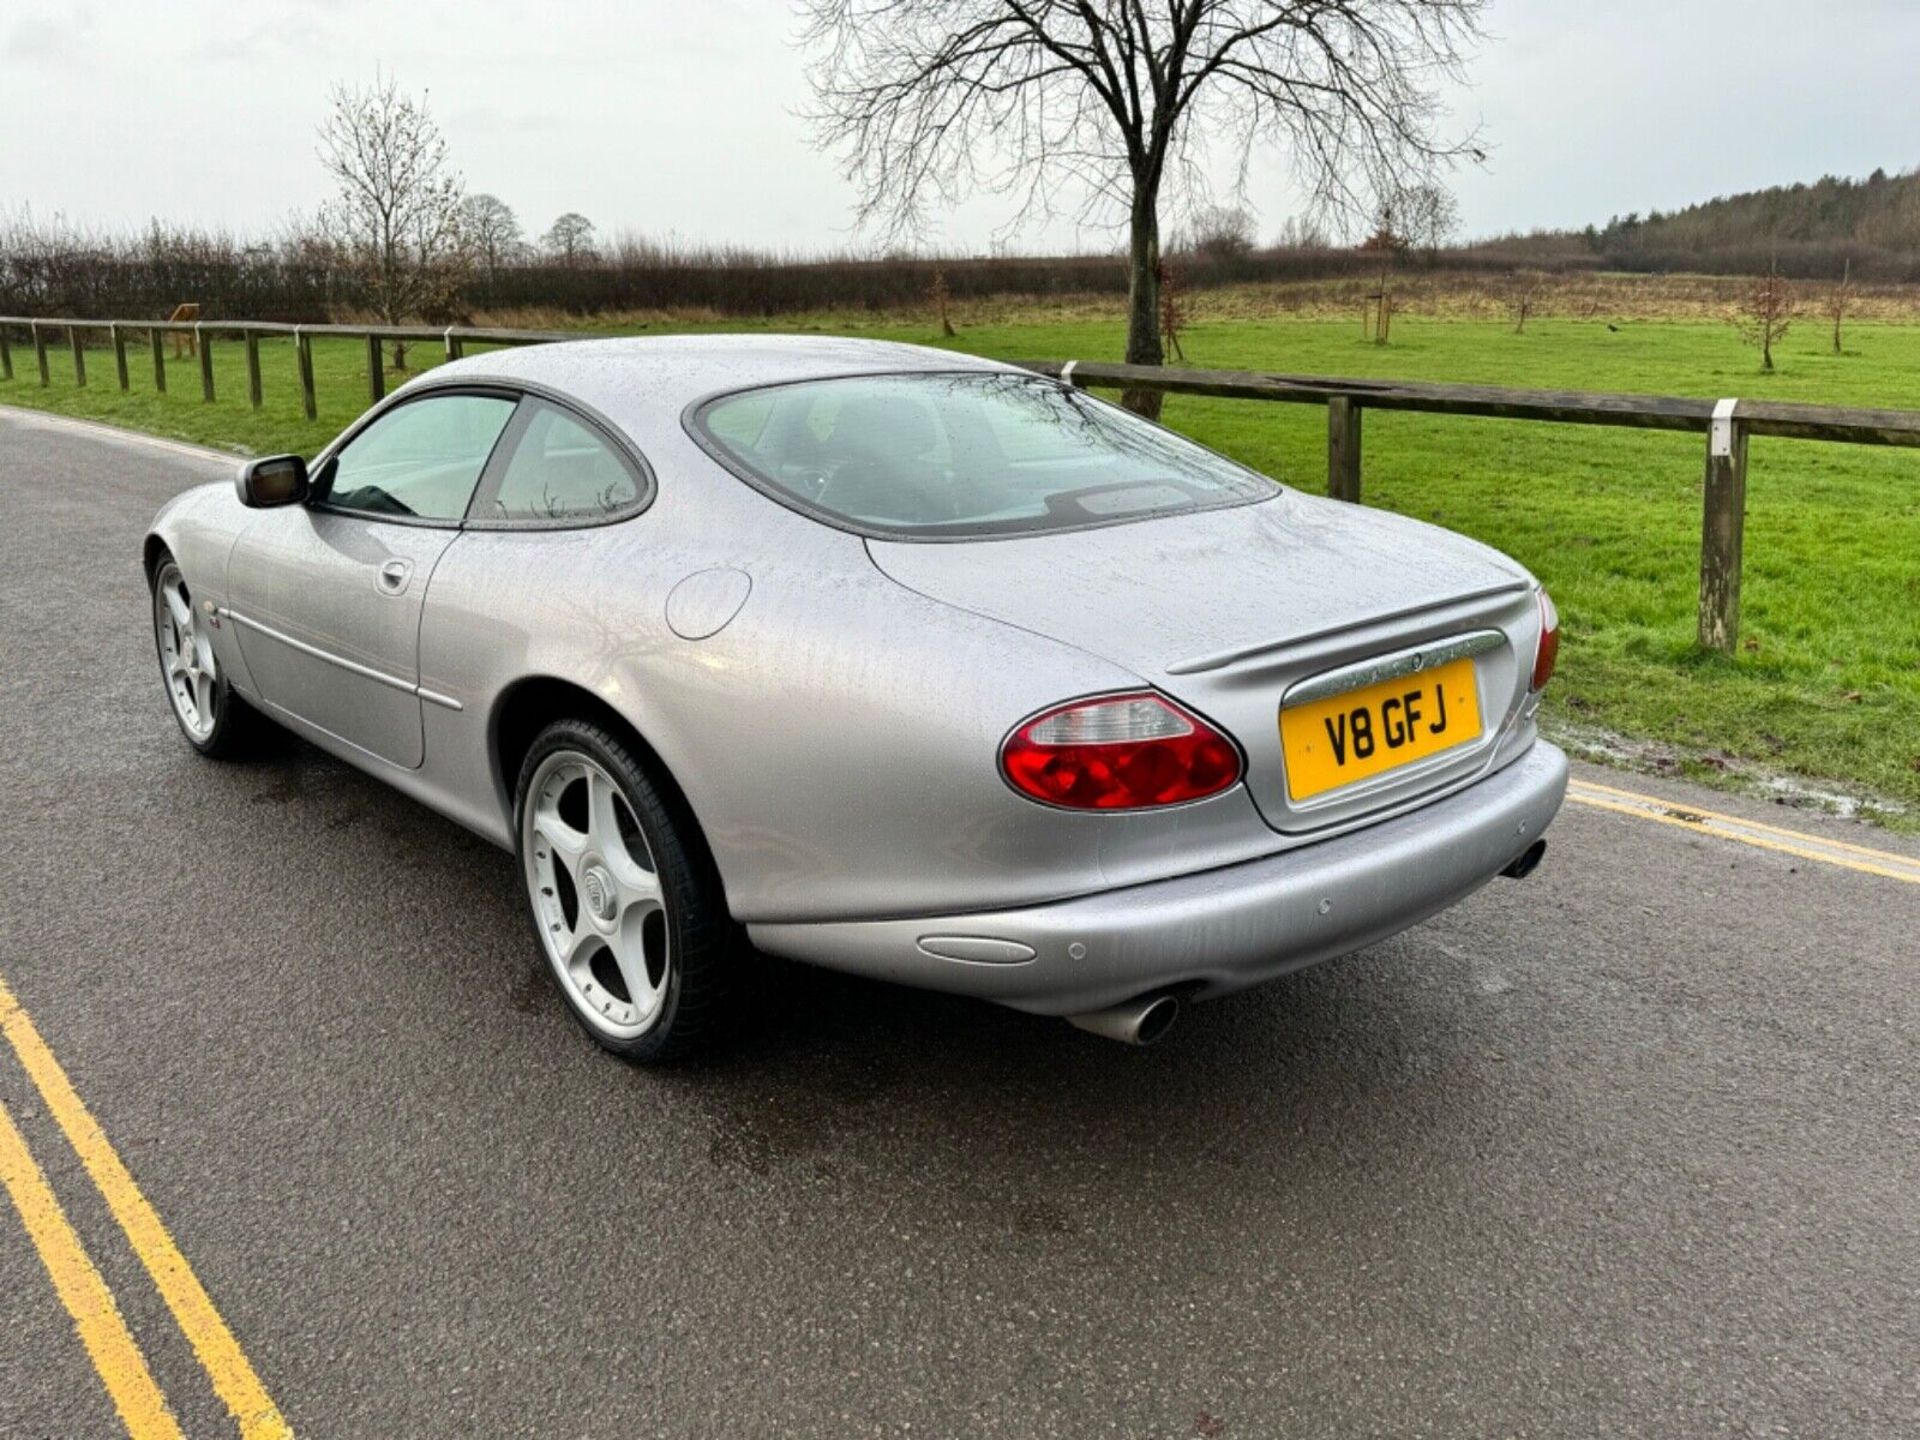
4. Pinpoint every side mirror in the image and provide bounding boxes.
[236,454,309,508]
